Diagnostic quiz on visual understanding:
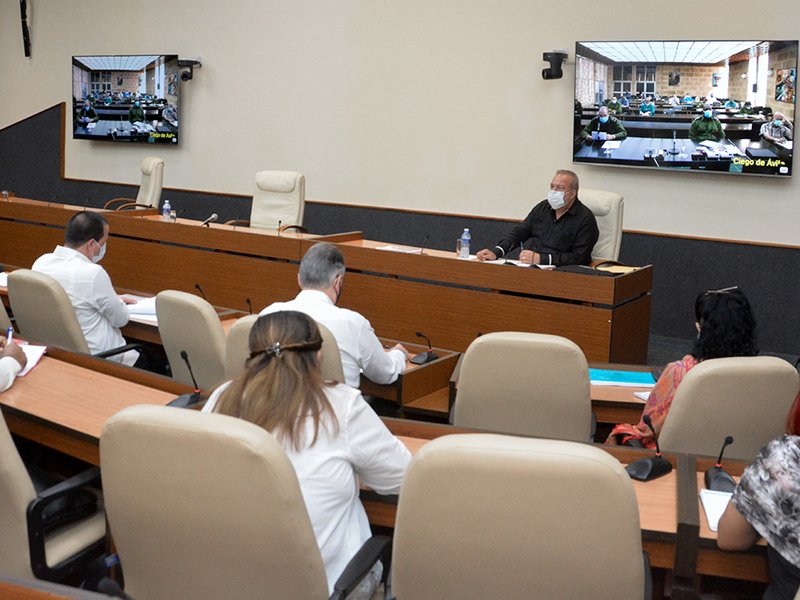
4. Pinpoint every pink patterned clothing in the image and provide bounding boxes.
[607,355,699,449]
